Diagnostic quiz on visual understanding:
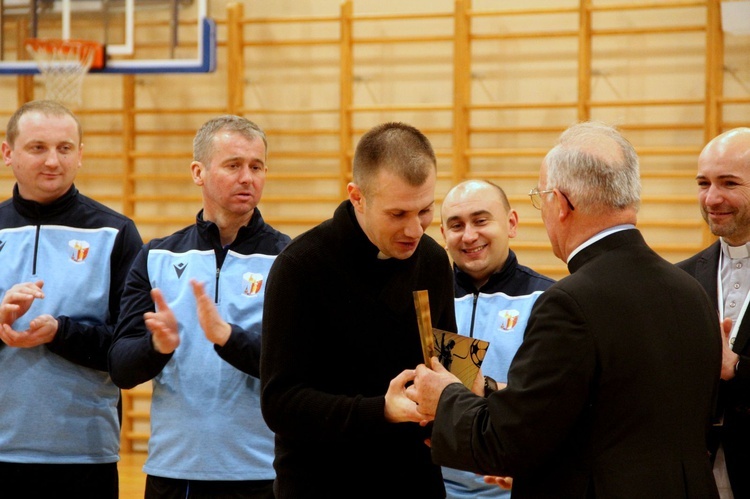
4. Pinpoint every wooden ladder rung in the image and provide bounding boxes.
[124,431,150,441]
[125,410,151,418]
